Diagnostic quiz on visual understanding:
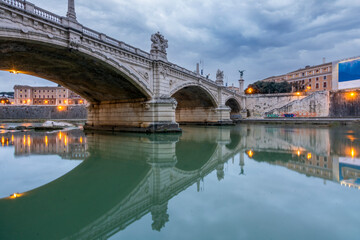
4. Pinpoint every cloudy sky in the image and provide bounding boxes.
[1,0,360,91]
